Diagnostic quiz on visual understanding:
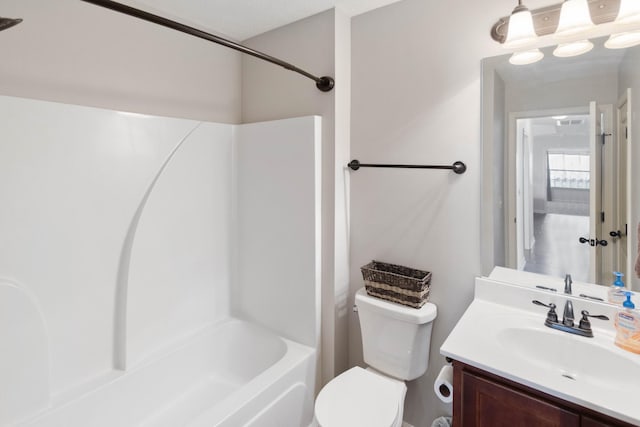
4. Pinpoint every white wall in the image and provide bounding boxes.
[349,0,511,424]
[0,96,235,423]
[126,123,233,368]
[233,116,322,348]
[0,0,241,123]
[241,9,352,384]
[619,48,640,291]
